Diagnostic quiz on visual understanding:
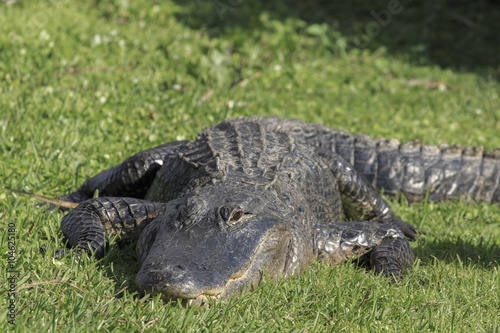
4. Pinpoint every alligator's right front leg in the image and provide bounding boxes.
[57,197,166,259]
[314,221,415,278]
[58,140,189,205]
[318,149,423,240]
